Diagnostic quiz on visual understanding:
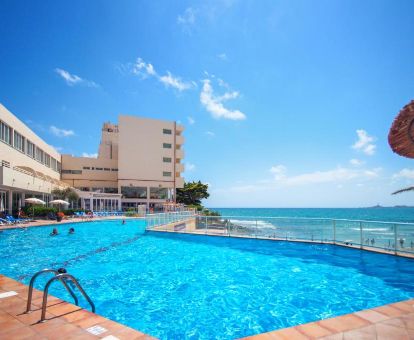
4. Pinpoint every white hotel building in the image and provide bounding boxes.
[0,103,185,214]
